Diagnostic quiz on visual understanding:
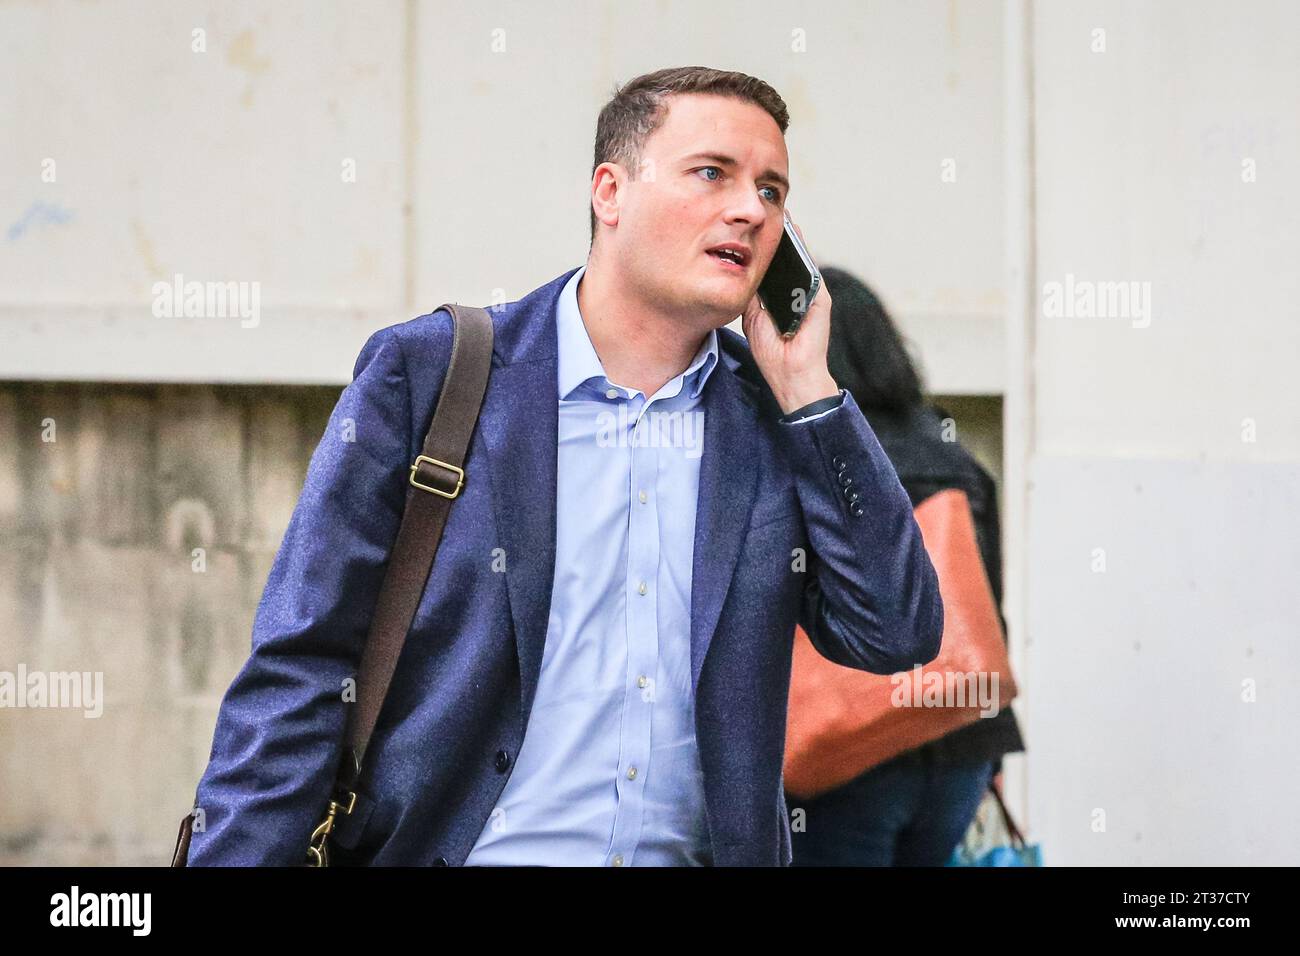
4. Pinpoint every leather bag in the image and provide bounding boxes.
[783,487,1019,800]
